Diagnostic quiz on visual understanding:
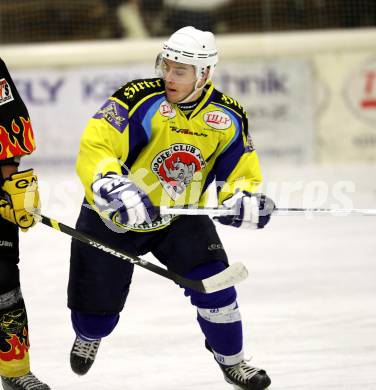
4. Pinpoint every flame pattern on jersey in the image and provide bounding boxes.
[0,307,30,377]
[0,117,35,159]
[0,58,36,160]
